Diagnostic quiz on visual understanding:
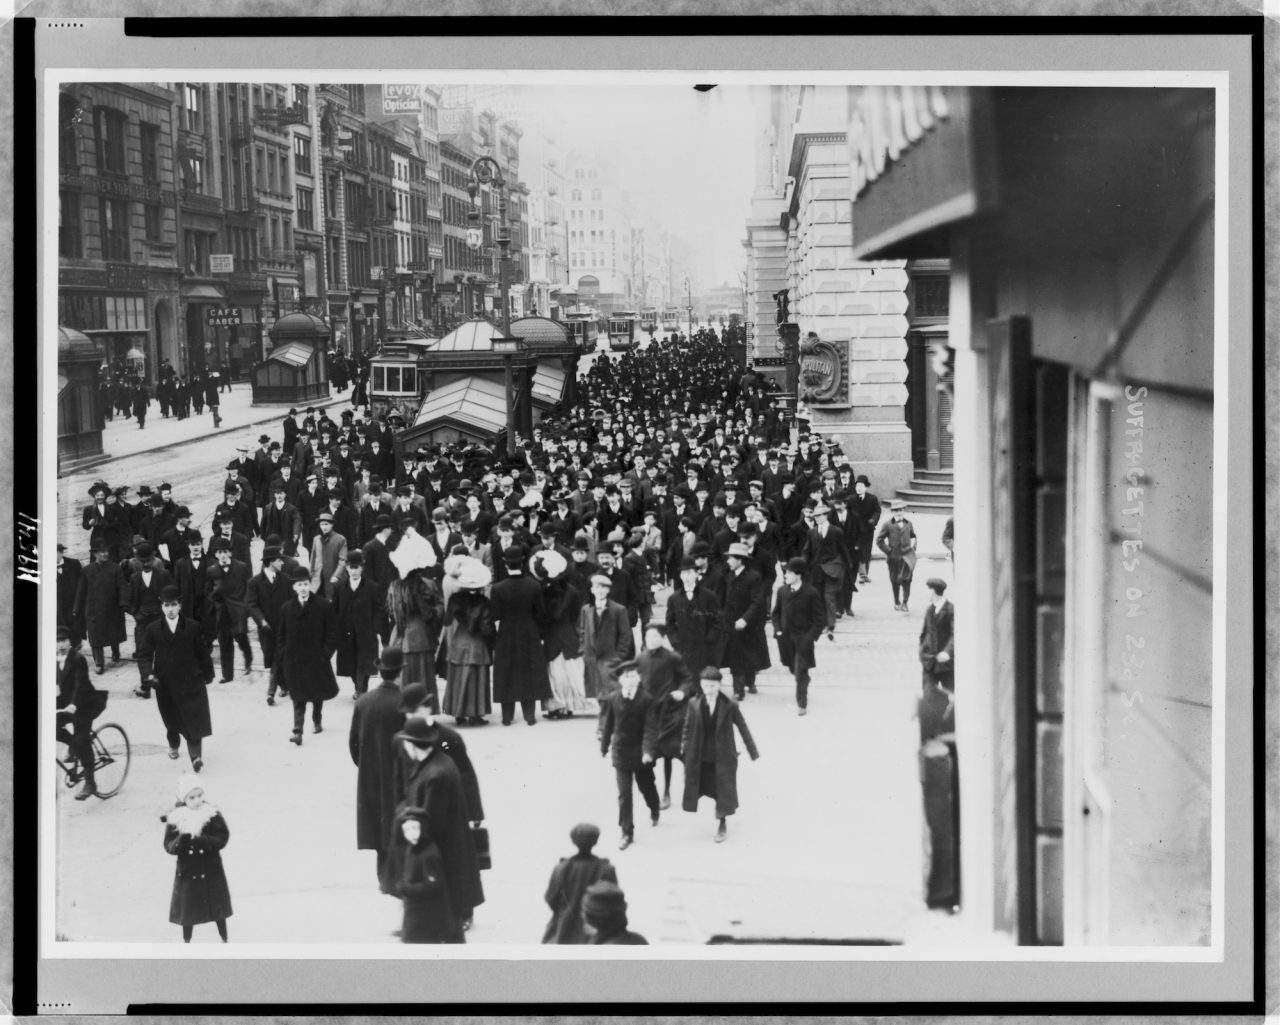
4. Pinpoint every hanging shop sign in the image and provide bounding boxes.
[797,337,846,404]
